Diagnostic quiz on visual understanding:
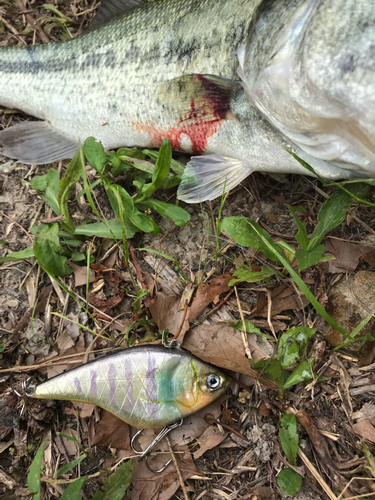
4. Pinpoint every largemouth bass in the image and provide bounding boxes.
[0,0,374,202]
[24,345,232,429]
